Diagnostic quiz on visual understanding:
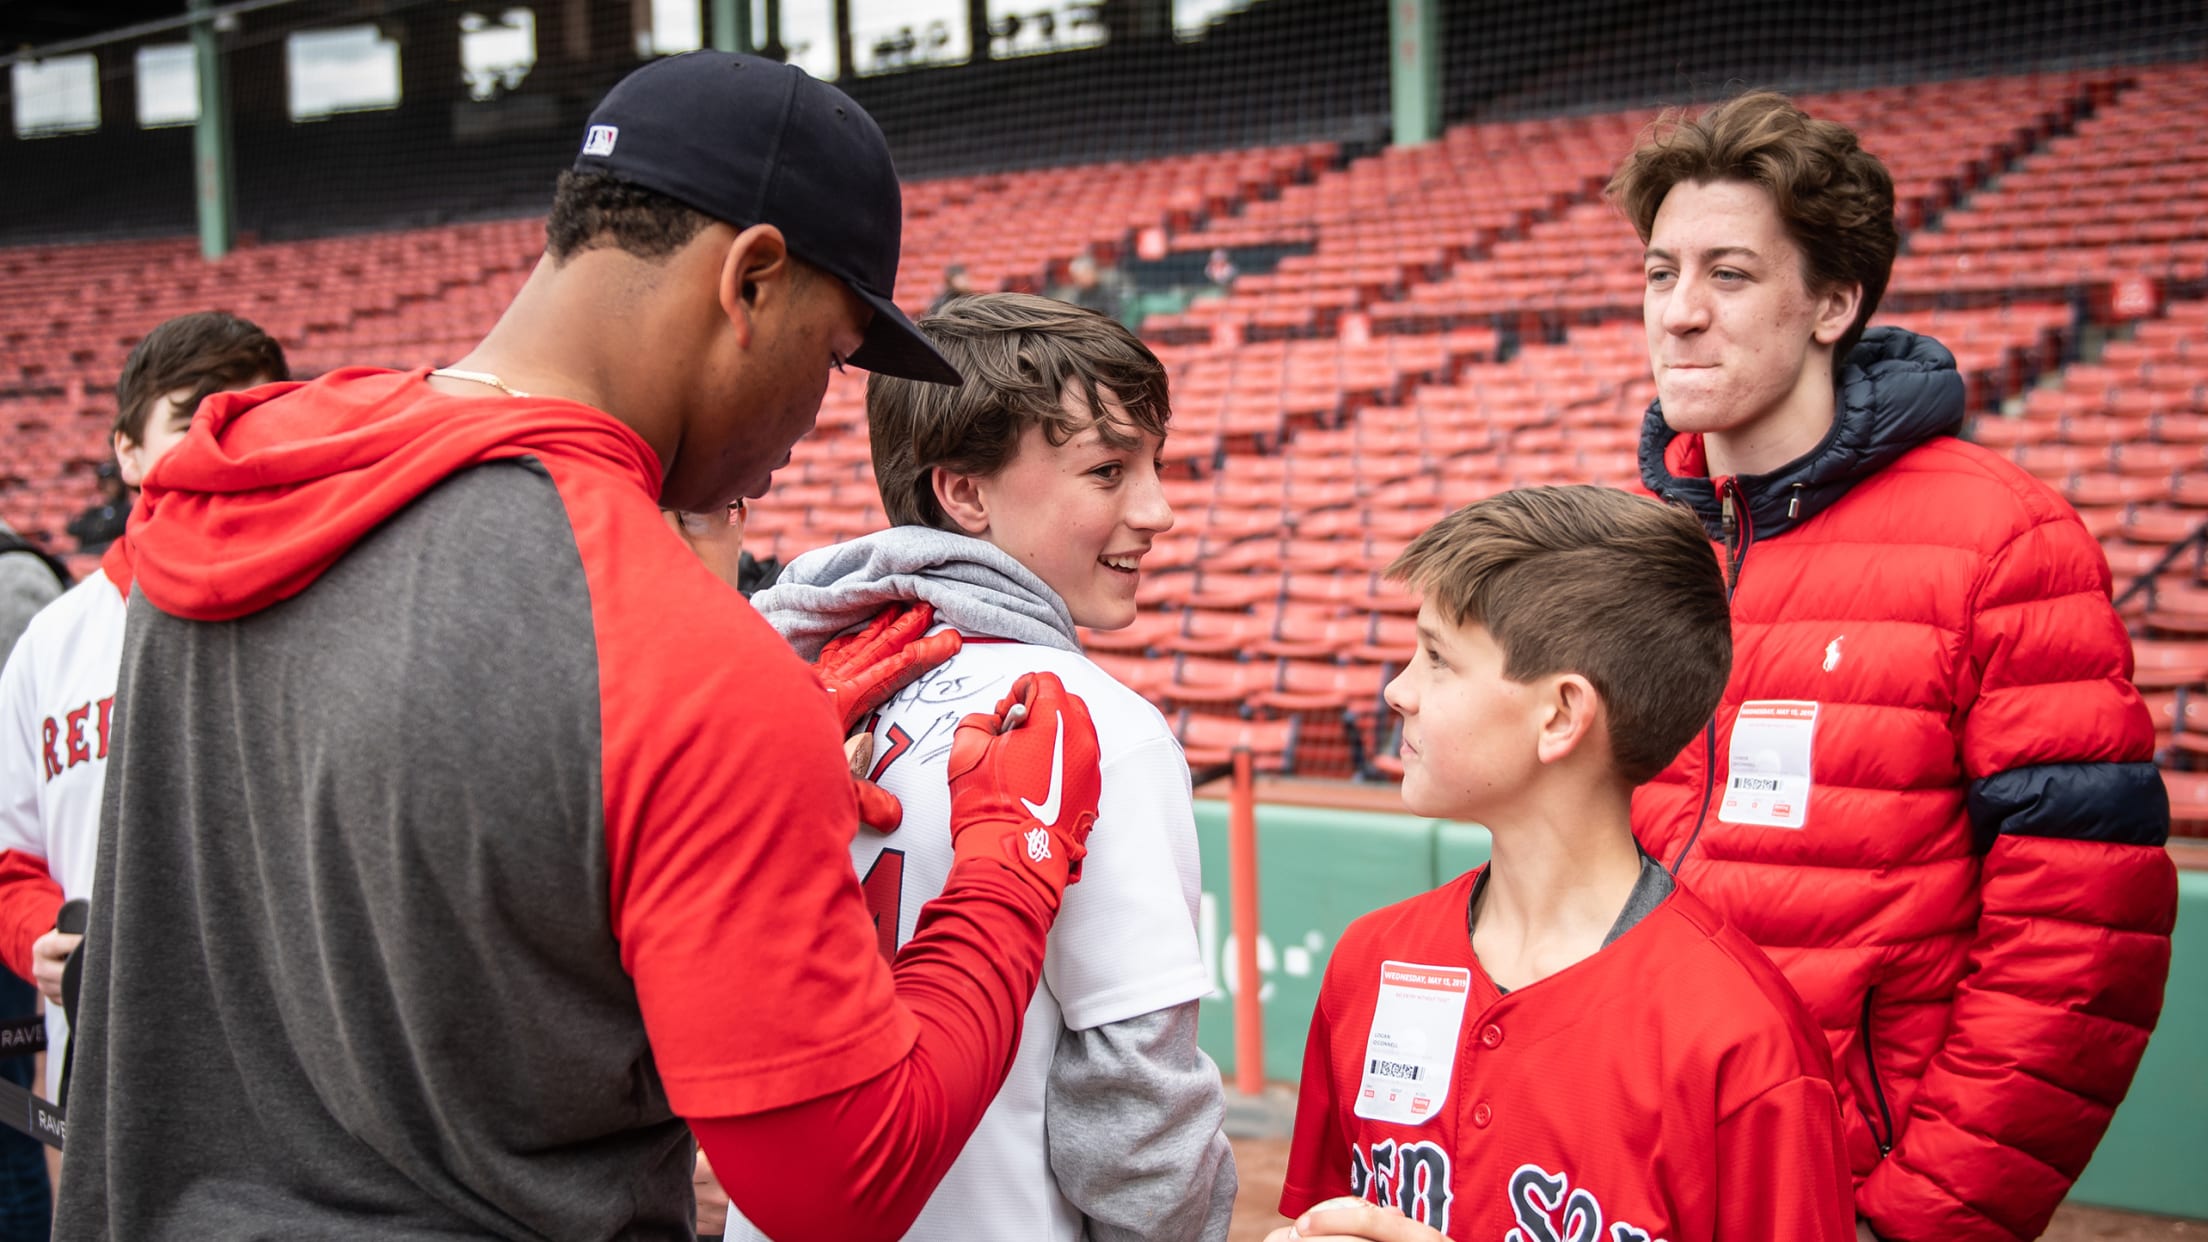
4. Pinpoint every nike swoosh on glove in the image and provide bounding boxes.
[815,602,963,833]
[946,672,1103,912]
